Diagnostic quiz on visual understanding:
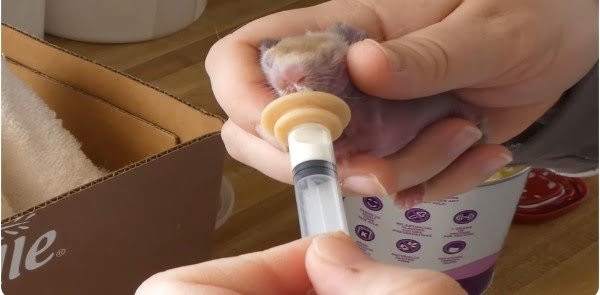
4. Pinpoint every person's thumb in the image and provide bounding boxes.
[346,11,521,101]
[305,232,466,295]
